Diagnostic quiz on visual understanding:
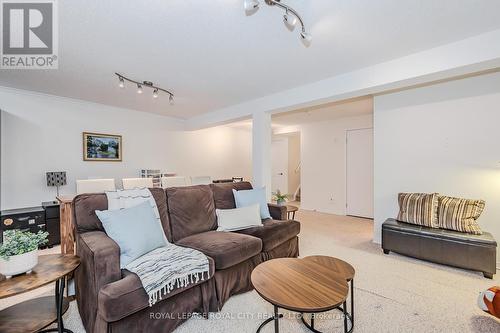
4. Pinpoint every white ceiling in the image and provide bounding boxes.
[1,0,500,119]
